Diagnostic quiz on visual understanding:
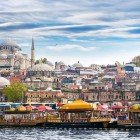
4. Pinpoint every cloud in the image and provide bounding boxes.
[0,0,140,65]
[47,44,98,52]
